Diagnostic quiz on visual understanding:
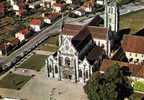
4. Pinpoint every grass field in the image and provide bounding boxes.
[18,54,47,71]
[133,81,144,92]
[0,73,32,90]
[120,10,144,34]
[37,35,58,52]
[131,93,144,100]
